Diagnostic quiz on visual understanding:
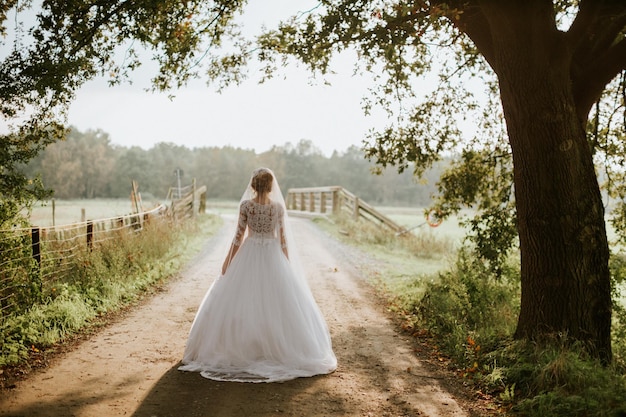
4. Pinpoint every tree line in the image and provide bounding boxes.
[23,127,444,207]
